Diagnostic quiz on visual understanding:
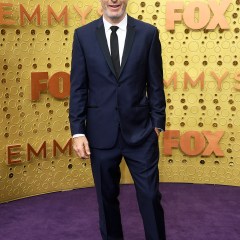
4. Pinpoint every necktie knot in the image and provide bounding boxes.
[110,26,119,33]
